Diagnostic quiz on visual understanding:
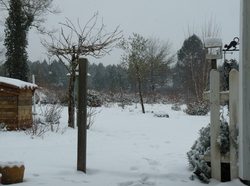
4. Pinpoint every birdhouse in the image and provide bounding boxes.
[0,77,37,131]
[204,37,223,59]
